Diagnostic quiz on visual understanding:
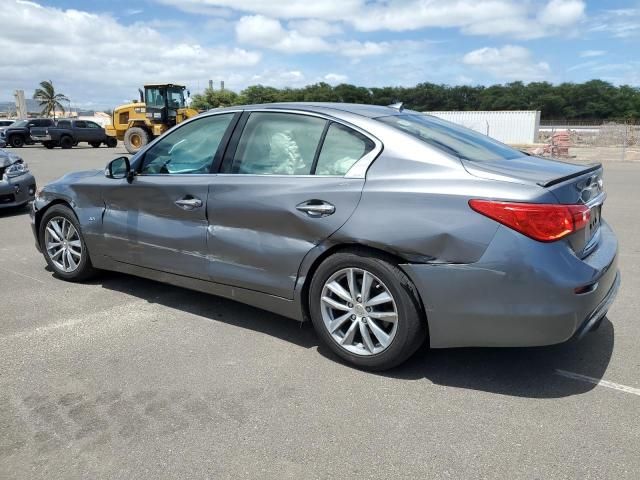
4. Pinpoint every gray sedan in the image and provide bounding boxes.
[1,148,36,208]
[30,103,620,370]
